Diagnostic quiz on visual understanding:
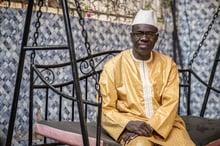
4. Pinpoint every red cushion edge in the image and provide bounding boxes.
[206,139,220,146]
[35,123,103,146]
